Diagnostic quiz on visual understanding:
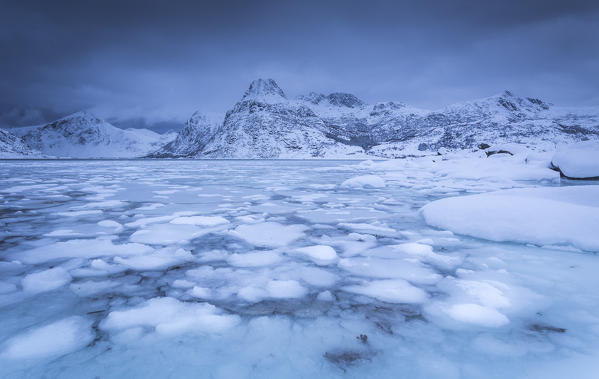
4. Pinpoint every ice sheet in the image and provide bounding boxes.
[1,158,598,378]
